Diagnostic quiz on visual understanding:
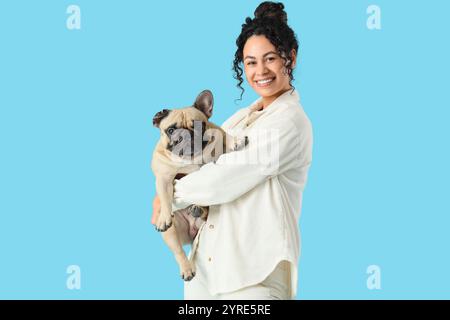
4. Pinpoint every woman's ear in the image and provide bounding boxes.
[290,49,297,69]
